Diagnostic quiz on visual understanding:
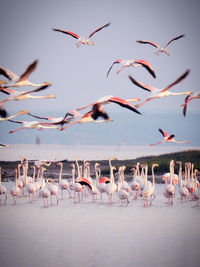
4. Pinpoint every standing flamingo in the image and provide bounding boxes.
[142,163,158,207]
[57,162,71,199]
[177,161,189,201]
[150,128,189,146]
[25,165,36,202]
[53,22,110,47]
[70,163,83,203]
[117,166,132,205]
[10,168,21,204]
[130,165,140,200]
[136,34,185,55]
[46,179,59,205]
[193,169,200,206]
[107,59,156,78]
[128,70,191,109]
[0,166,7,205]
[182,92,200,116]
[38,167,51,208]
[105,166,117,204]
[163,160,175,205]
[0,60,51,88]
